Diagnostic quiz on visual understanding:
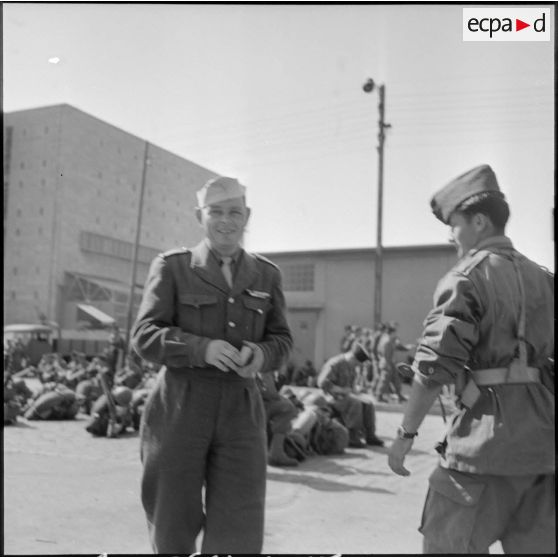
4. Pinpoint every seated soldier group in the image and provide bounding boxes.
[3,348,158,437]
[5,339,390,465]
